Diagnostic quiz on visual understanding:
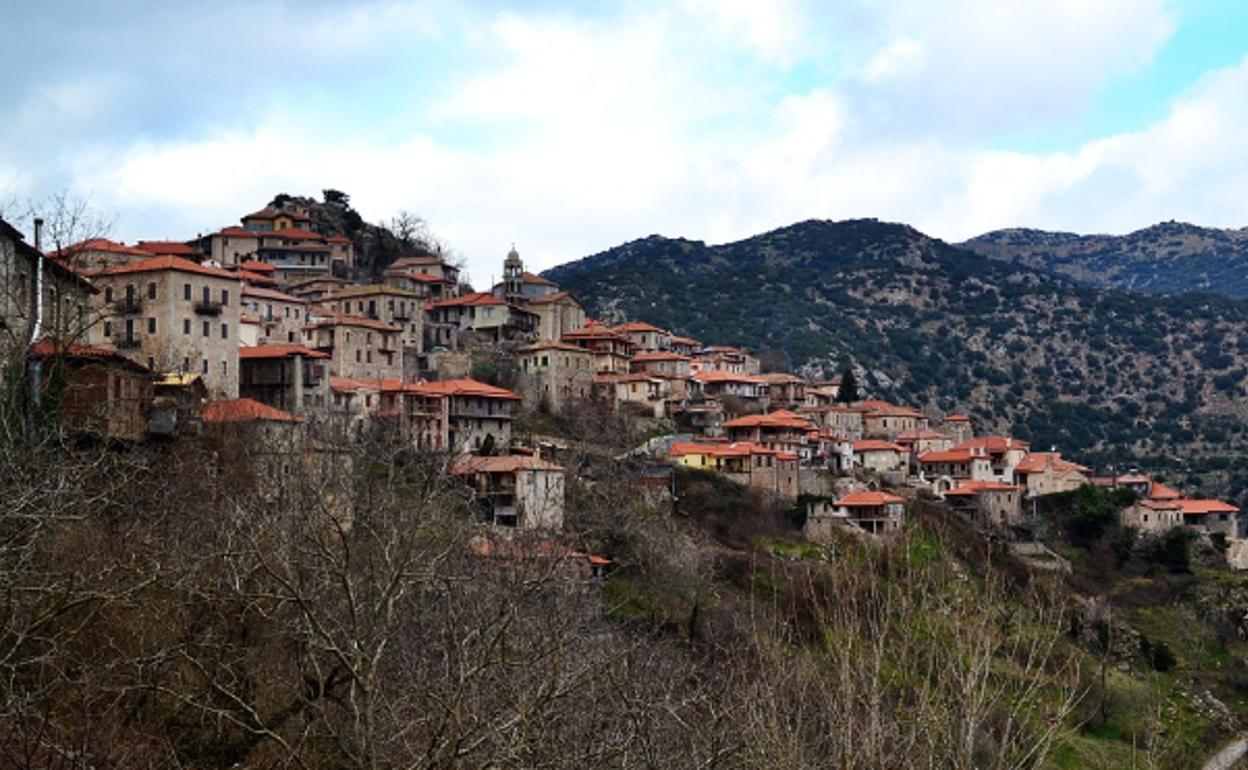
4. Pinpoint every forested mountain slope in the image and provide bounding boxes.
[545,219,1248,505]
